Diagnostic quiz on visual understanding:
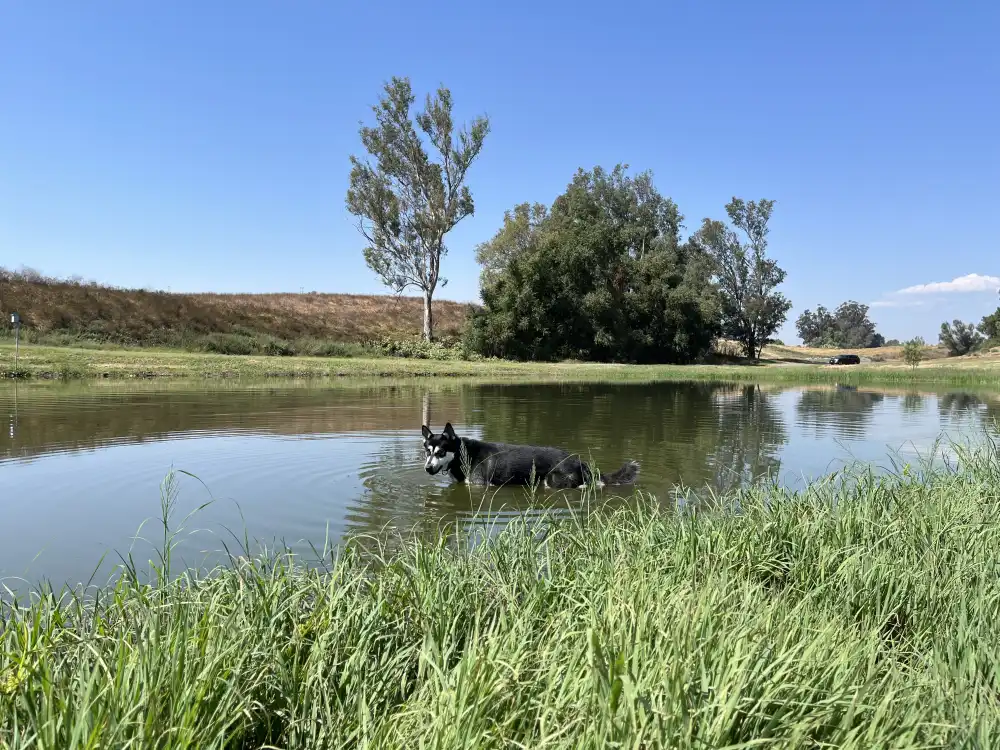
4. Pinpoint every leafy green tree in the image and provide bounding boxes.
[474,202,548,291]
[979,292,1000,344]
[831,301,880,347]
[939,319,984,356]
[346,77,490,341]
[466,165,721,363]
[796,300,881,348]
[795,306,834,346]
[697,198,791,359]
[902,337,925,368]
